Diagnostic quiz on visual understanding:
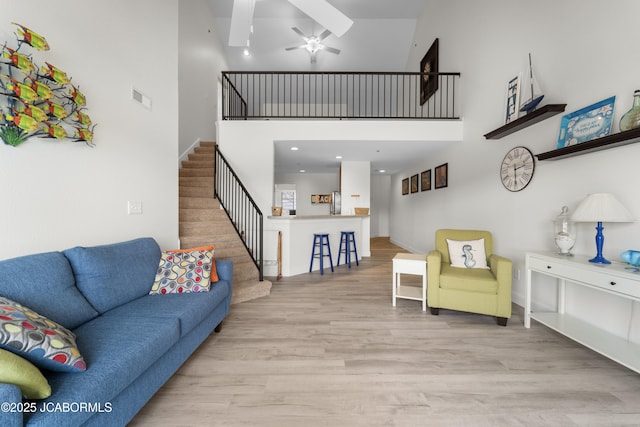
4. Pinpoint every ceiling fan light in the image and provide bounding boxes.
[305,38,323,53]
